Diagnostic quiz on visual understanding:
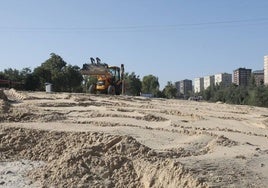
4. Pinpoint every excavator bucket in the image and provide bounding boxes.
[81,63,109,76]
